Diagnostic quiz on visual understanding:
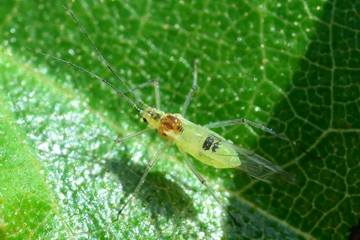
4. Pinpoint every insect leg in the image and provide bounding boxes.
[153,79,161,110]
[180,59,198,116]
[131,79,161,109]
[98,128,152,143]
[117,141,172,219]
[180,150,241,227]
[204,119,320,158]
